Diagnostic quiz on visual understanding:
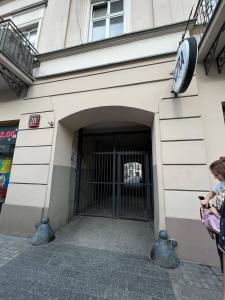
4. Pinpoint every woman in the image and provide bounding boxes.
[201,157,225,273]
[201,157,225,298]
